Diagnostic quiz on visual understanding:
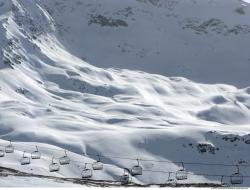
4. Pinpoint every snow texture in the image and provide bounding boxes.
[0,0,250,187]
